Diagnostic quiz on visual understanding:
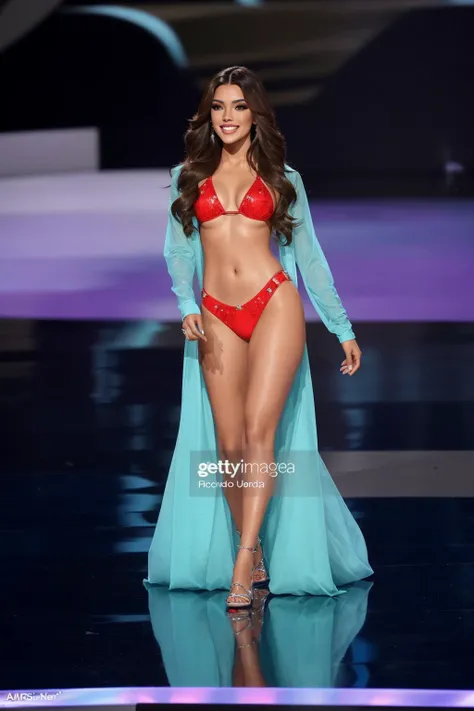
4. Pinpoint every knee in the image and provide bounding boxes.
[217,434,244,461]
[243,417,275,451]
